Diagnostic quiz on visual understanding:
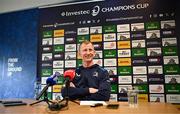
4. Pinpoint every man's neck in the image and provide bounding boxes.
[83,61,94,68]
